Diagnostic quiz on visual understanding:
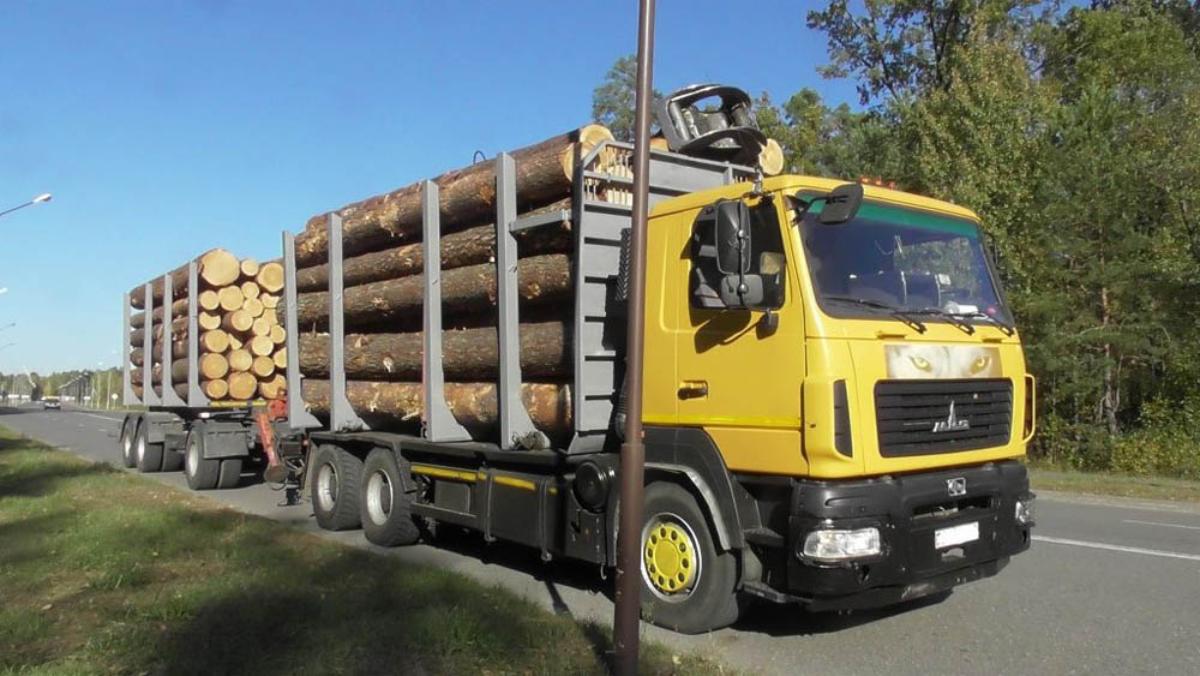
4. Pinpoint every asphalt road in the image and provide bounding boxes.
[4,404,1199,674]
